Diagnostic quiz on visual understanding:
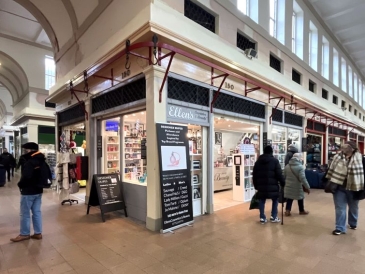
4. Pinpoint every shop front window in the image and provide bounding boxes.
[306,134,322,167]
[272,125,286,169]
[123,112,147,184]
[103,118,120,174]
[328,137,343,162]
